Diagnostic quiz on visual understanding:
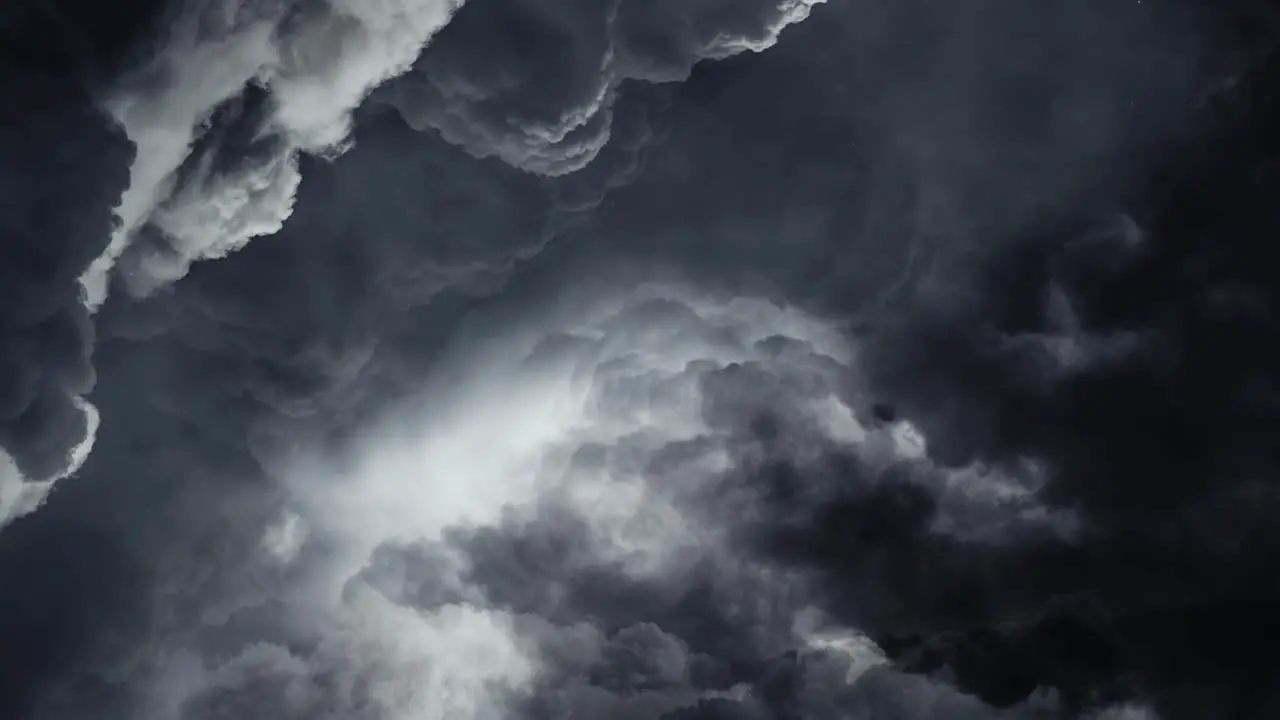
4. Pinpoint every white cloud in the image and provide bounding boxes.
[387,0,828,175]
[0,451,52,530]
[81,0,464,308]
[124,286,861,714]
[131,140,303,297]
